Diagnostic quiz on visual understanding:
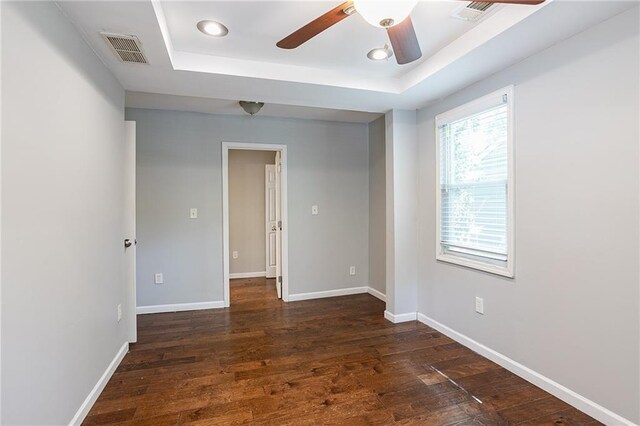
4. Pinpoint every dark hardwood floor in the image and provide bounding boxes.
[83,278,599,425]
